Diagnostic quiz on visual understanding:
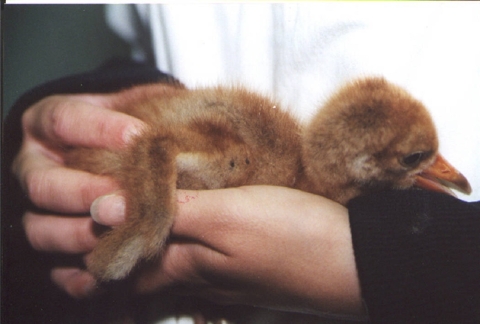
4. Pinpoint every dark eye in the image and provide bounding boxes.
[400,152,424,168]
